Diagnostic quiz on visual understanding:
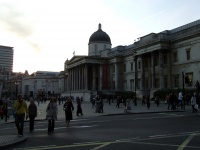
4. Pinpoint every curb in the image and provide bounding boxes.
[0,136,27,149]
